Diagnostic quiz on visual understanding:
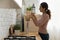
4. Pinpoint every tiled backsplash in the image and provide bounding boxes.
[0,9,16,40]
